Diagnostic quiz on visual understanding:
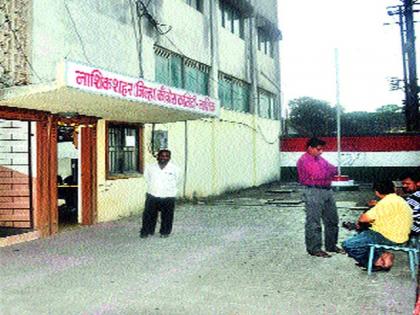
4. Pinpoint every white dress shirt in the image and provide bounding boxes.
[145,161,181,198]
